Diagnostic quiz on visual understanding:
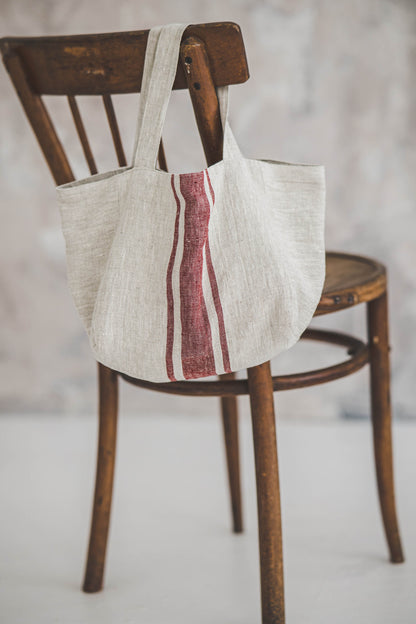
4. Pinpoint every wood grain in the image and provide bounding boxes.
[83,363,119,593]
[248,361,285,624]
[220,372,243,533]
[367,292,404,563]
[0,23,249,96]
